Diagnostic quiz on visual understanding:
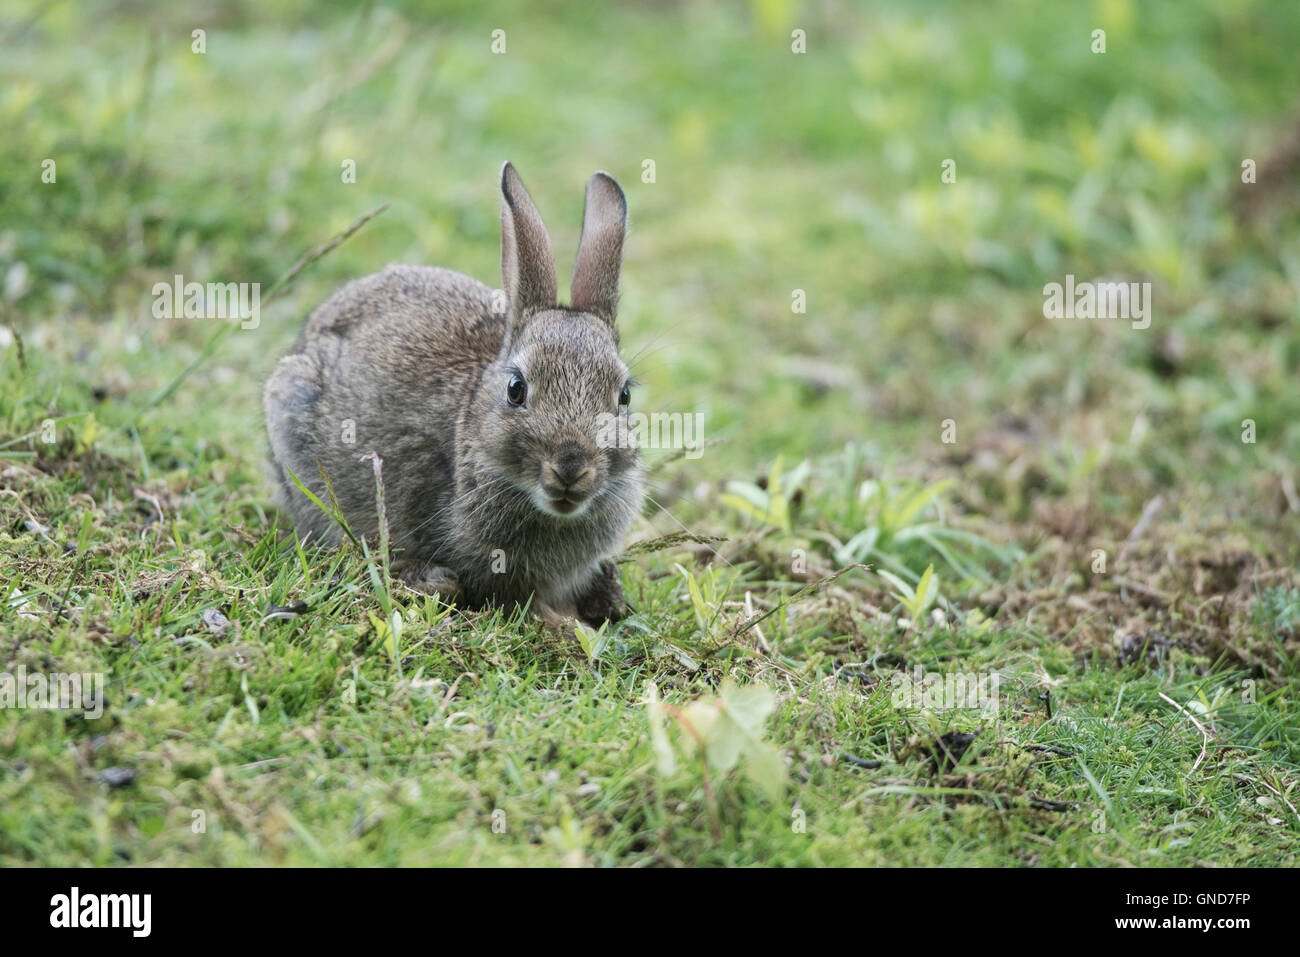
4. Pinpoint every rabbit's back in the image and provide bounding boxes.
[264,264,502,550]
[292,264,500,363]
